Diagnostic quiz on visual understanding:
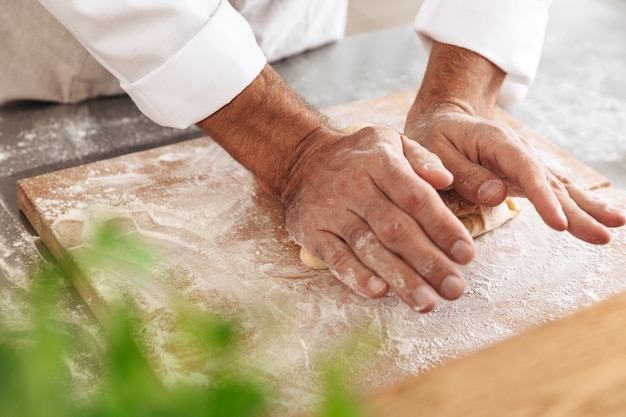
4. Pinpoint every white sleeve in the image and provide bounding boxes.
[414,0,551,106]
[38,0,267,128]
